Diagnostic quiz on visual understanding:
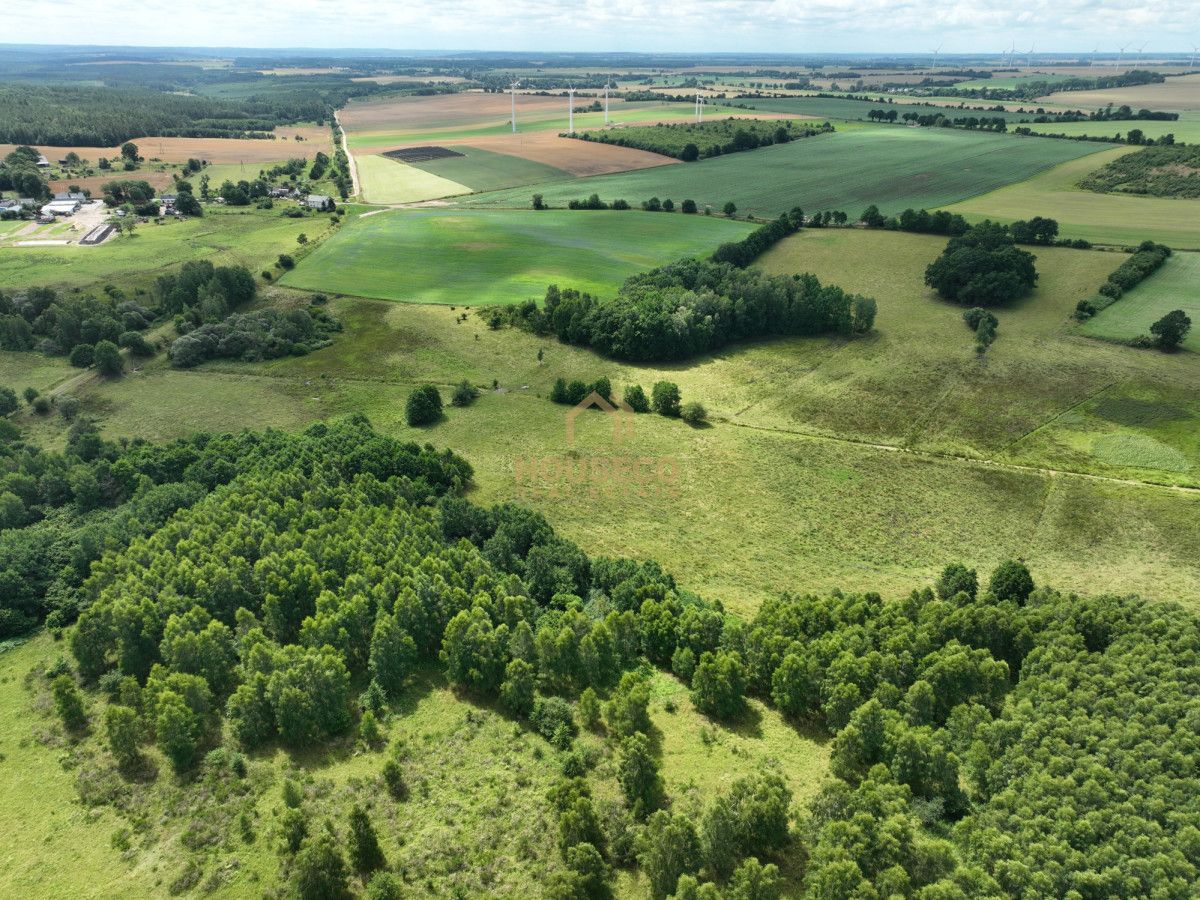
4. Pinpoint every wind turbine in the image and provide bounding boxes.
[1027,43,1035,67]
[1089,45,1098,67]
[509,79,520,133]
[567,84,576,134]
[604,75,611,125]
[1191,46,1199,69]
[931,43,942,69]
[1006,42,1016,66]
[1137,42,1147,62]
[1117,43,1129,68]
